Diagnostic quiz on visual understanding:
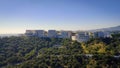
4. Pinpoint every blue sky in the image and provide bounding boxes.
[0,0,120,34]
